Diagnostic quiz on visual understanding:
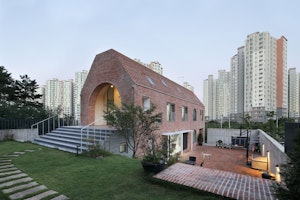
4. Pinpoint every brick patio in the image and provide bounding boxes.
[154,145,276,200]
